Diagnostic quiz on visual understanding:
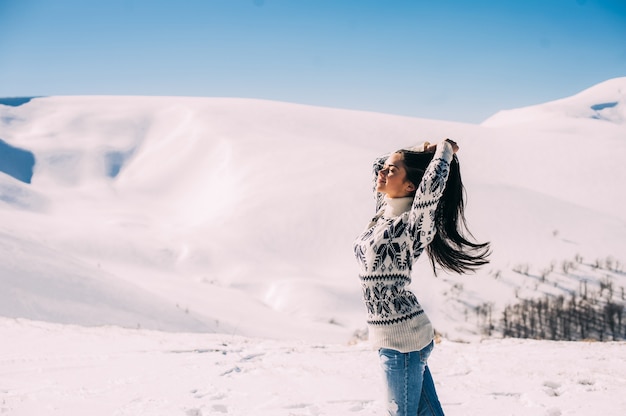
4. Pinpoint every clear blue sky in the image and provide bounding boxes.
[1,0,625,123]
